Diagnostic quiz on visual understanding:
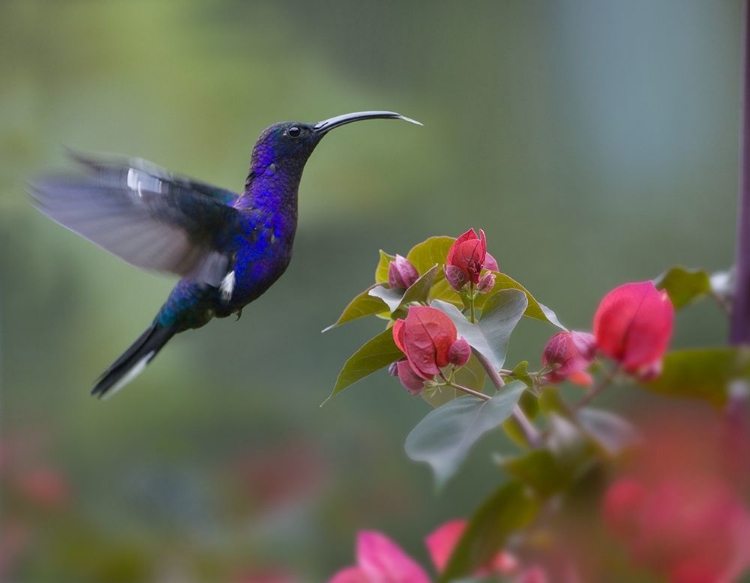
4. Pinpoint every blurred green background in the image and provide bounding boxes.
[0,1,743,581]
